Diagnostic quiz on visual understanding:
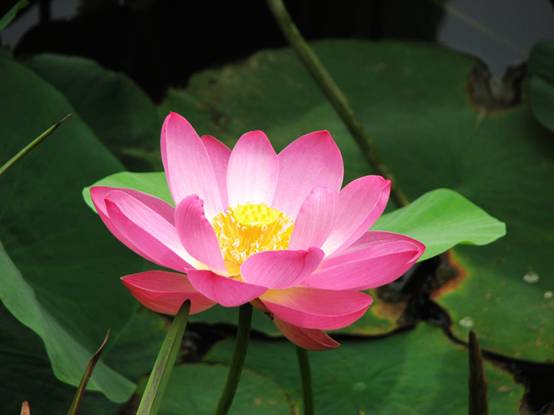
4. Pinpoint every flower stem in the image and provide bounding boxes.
[265,0,408,207]
[296,347,315,415]
[136,300,191,415]
[214,303,253,415]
